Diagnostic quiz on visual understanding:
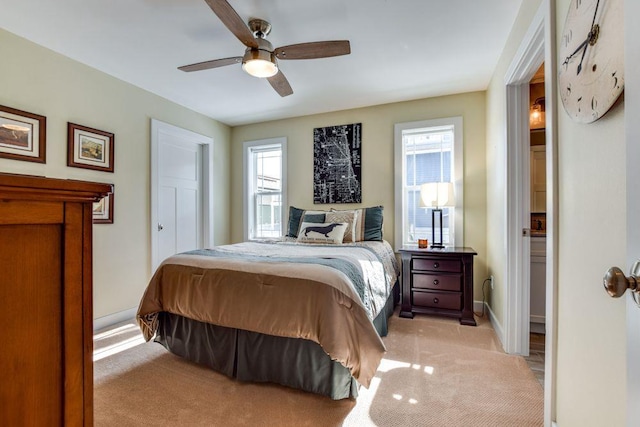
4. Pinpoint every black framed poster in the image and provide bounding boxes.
[313,122,362,204]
